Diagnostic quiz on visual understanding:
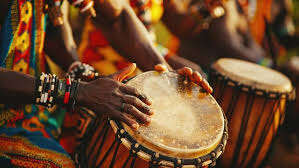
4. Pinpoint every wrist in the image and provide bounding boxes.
[76,81,88,107]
